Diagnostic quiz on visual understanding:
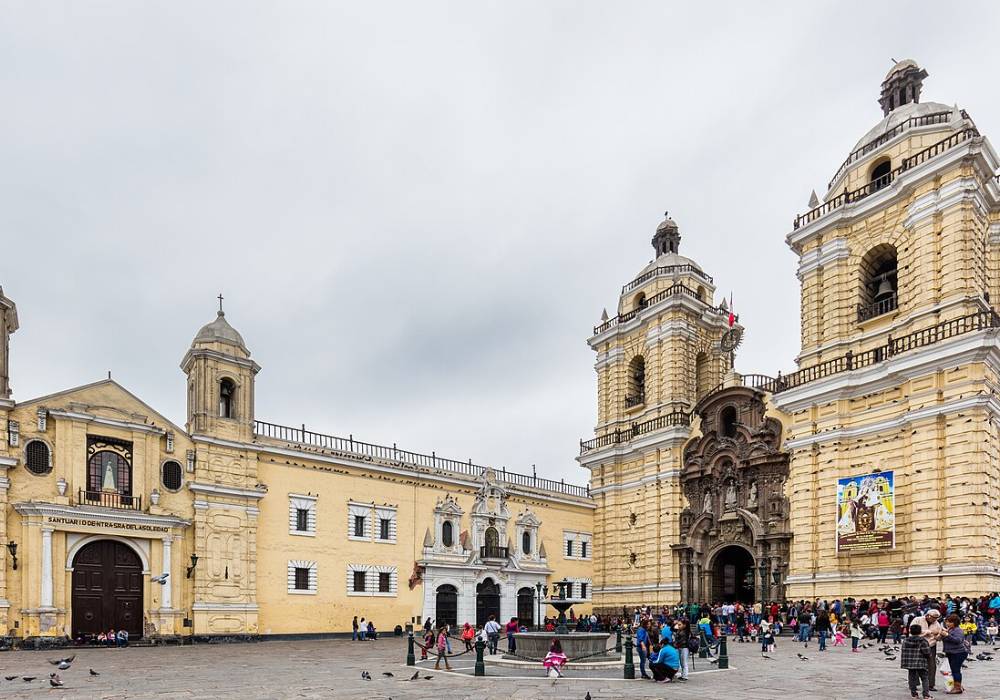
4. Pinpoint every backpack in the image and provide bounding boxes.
[687,635,700,654]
